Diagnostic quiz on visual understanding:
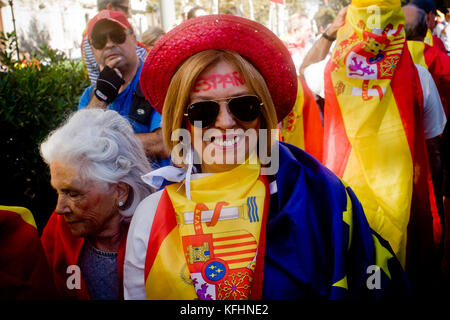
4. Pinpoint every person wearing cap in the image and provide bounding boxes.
[78,10,169,167]
[81,0,148,85]
[39,109,153,299]
[123,14,410,300]
[319,0,446,294]
[404,4,450,243]
[405,4,450,116]
[410,0,448,53]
